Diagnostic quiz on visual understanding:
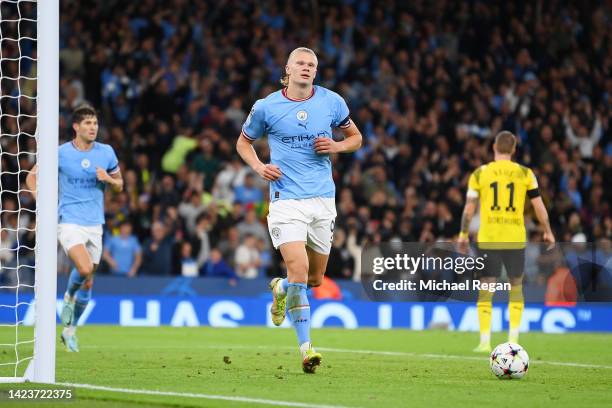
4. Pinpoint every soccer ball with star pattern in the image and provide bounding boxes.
[490,342,529,379]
